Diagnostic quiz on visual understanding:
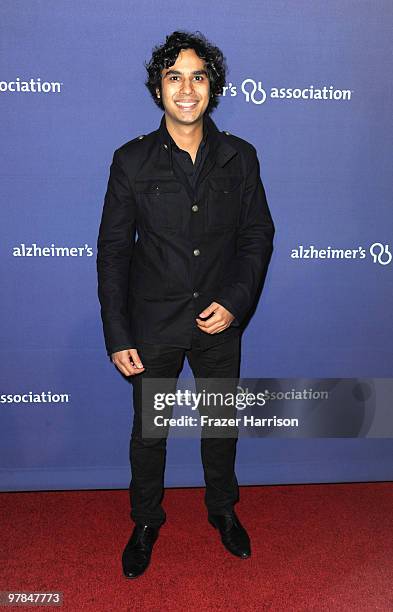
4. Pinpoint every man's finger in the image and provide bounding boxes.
[111,348,145,376]
[207,321,228,334]
[196,316,227,333]
[196,313,223,329]
[212,324,228,334]
[113,359,145,376]
[112,358,131,376]
[114,362,133,376]
[197,302,219,319]
[129,349,144,369]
